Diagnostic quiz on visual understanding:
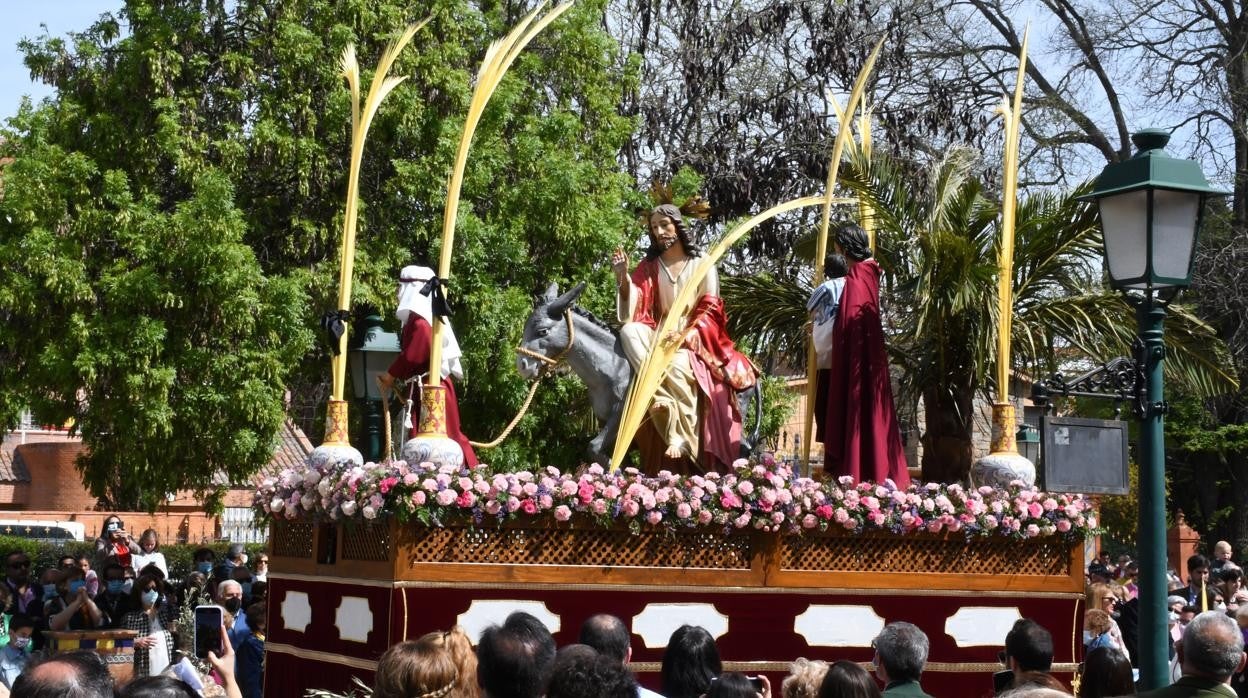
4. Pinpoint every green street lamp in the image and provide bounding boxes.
[349,312,400,463]
[1081,128,1226,690]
